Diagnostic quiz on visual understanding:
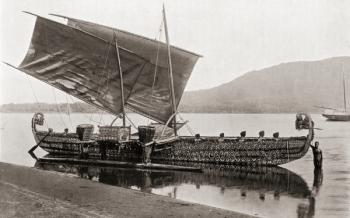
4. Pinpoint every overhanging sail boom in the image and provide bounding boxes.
[60,16,201,123]
[18,14,200,124]
[49,14,202,59]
